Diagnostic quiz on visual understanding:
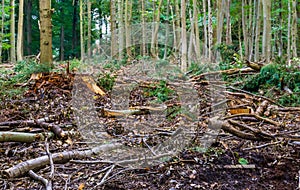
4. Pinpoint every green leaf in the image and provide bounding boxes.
[238,158,249,165]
